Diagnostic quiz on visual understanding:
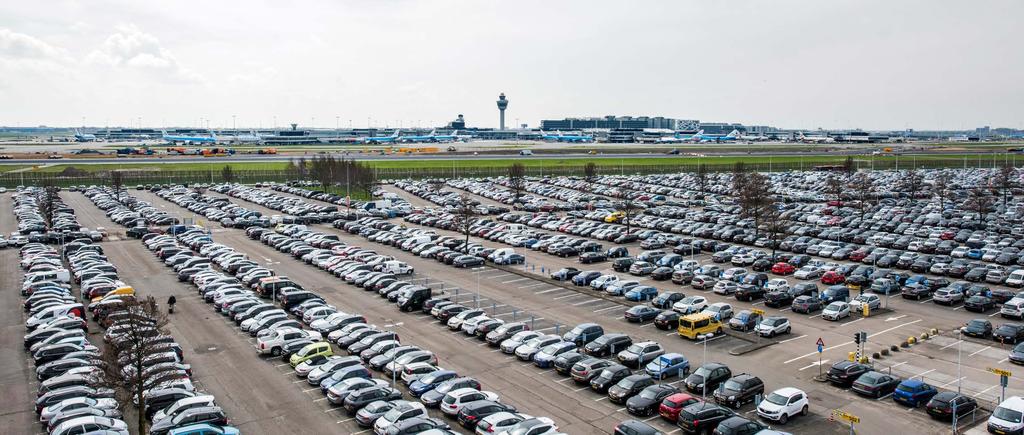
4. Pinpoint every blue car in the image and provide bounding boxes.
[905,275,928,287]
[966,249,984,260]
[169,424,240,435]
[319,366,371,393]
[645,353,689,379]
[625,286,659,302]
[892,379,938,407]
[408,370,457,397]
